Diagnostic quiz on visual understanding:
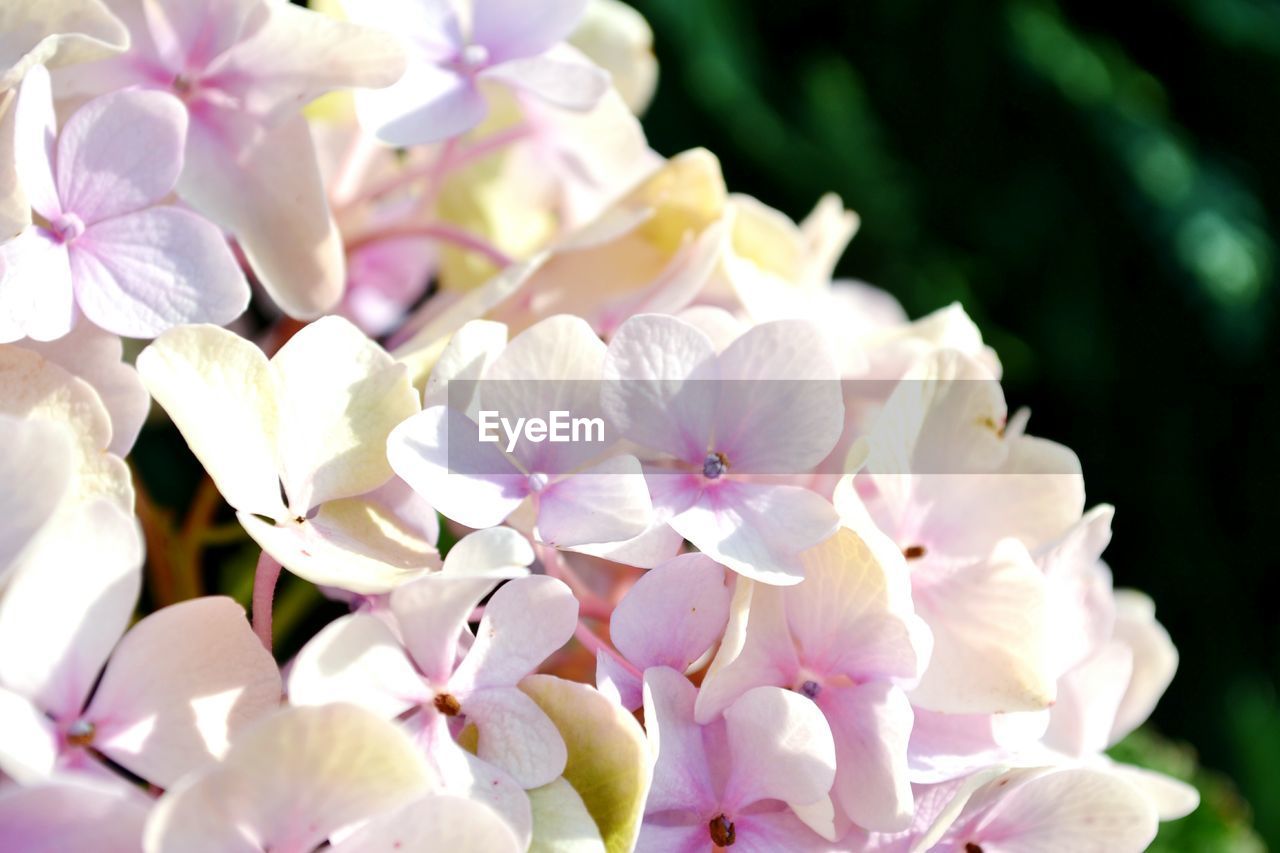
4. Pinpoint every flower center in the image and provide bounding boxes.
[799,679,821,699]
[433,693,462,716]
[702,451,729,480]
[65,718,95,747]
[903,544,926,560]
[451,43,490,74]
[528,471,550,494]
[49,212,85,244]
[708,813,735,847]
